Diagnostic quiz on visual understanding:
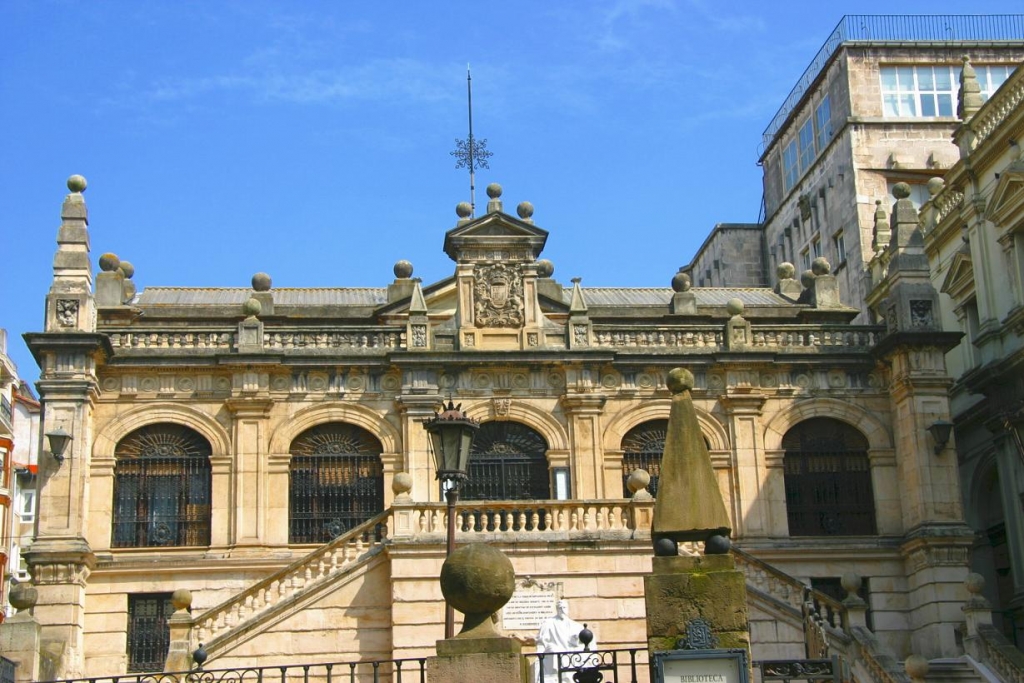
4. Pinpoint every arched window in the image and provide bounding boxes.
[289,423,384,543]
[622,420,668,497]
[621,420,711,497]
[462,422,549,500]
[783,418,876,536]
[113,424,212,548]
